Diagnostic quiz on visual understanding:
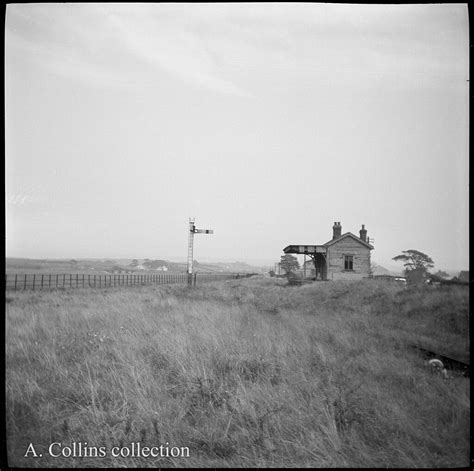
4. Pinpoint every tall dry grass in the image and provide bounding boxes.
[5,277,469,467]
